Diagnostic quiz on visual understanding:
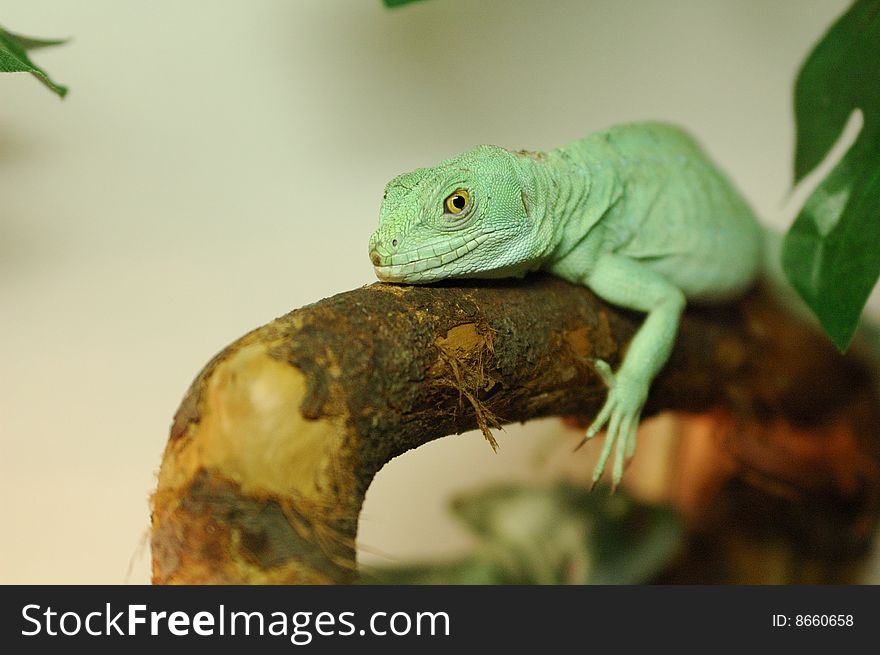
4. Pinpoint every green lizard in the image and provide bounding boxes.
[368,122,764,490]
